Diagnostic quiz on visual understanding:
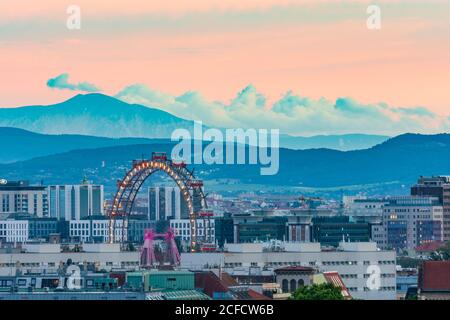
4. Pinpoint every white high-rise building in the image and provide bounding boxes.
[47,182,104,221]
